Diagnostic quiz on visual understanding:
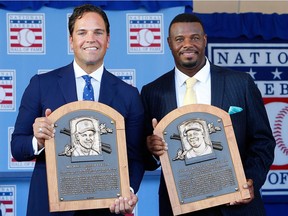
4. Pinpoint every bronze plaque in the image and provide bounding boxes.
[154,104,250,216]
[45,101,130,212]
